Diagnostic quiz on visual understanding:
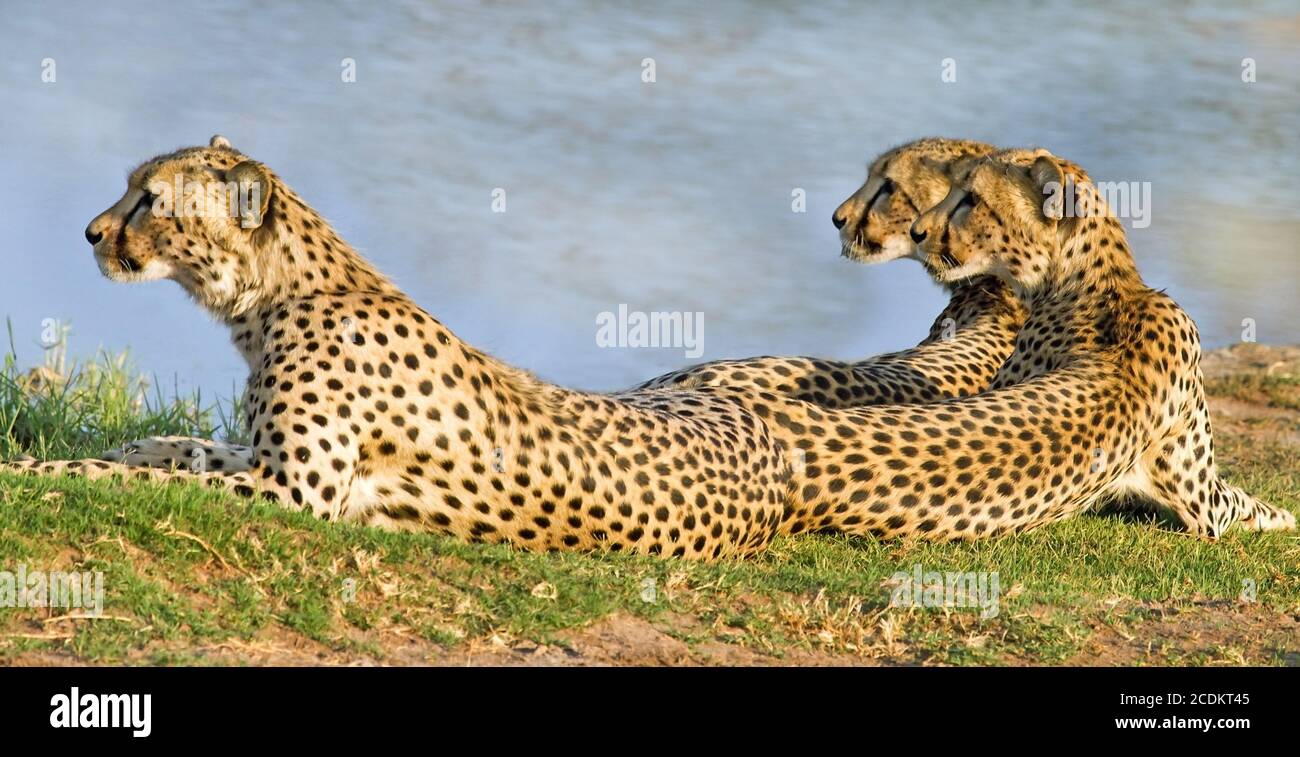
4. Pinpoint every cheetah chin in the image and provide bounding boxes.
[841,234,914,264]
[929,255,992,284]
[874,235,916,263]
[94,248,174,283]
